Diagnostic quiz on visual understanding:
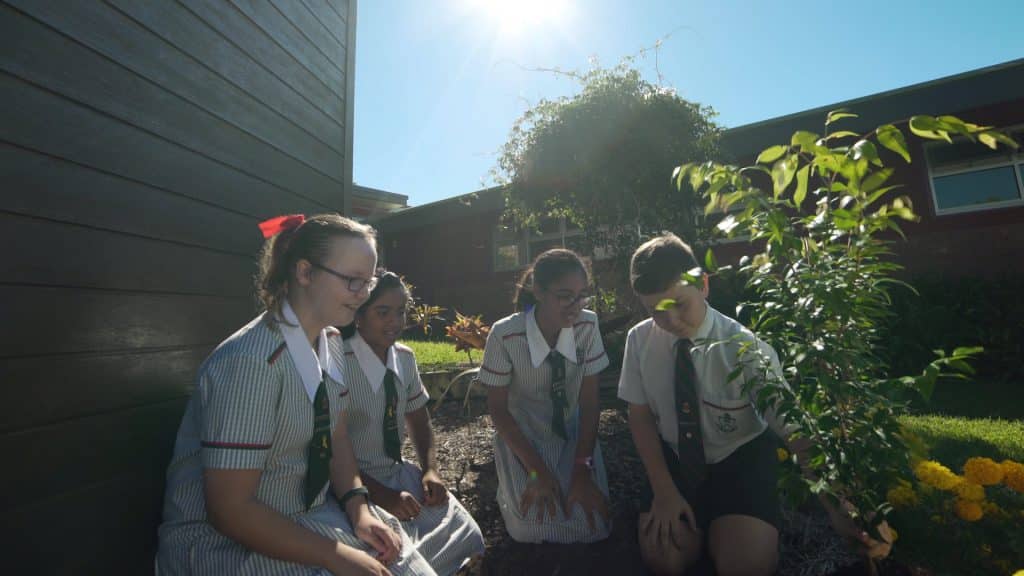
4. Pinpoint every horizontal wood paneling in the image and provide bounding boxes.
[228,0,344,83]
[0,74,331,217]
[0,143,262,255]
[1,1,344,204]
[108,0,344,148]
[0,287,254,358]
[269,0,346,71]
[0,345,208,433]
[3,464,171,572]
[299,0,348,46]
[0,0,353,570]
[0,399,186,512]
[179,0,344,124]
[0,212,256,296]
